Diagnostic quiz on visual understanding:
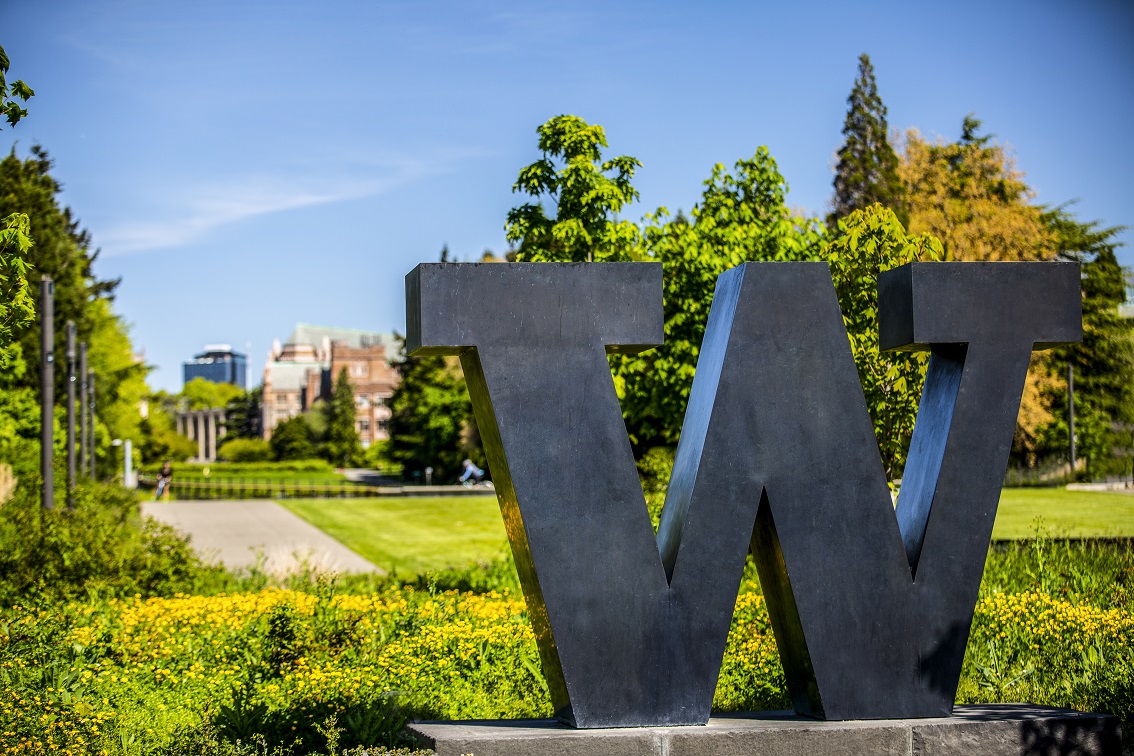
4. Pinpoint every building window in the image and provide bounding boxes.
[350,362,368,377]
[359,418,371,433]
